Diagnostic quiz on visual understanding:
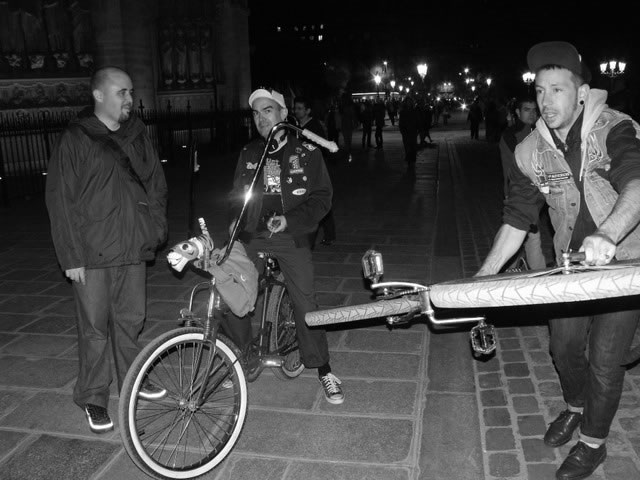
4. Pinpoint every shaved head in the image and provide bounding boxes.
[90,66,128,93]
[90,67,134,130]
